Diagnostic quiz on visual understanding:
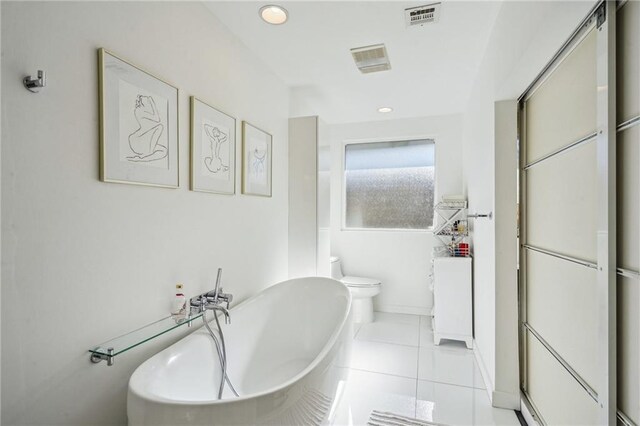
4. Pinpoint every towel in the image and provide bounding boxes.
[367,410,447,426]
